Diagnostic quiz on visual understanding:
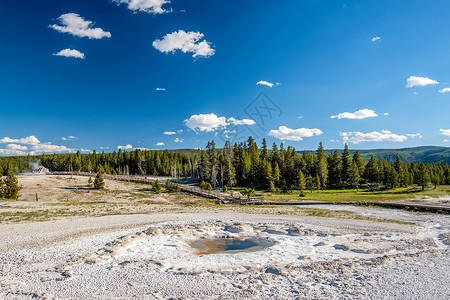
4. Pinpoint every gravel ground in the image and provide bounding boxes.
[0,207,448,299]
